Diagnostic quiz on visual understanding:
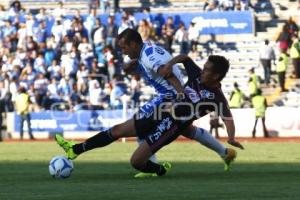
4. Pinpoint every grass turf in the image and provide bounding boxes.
[0,141,300,200]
